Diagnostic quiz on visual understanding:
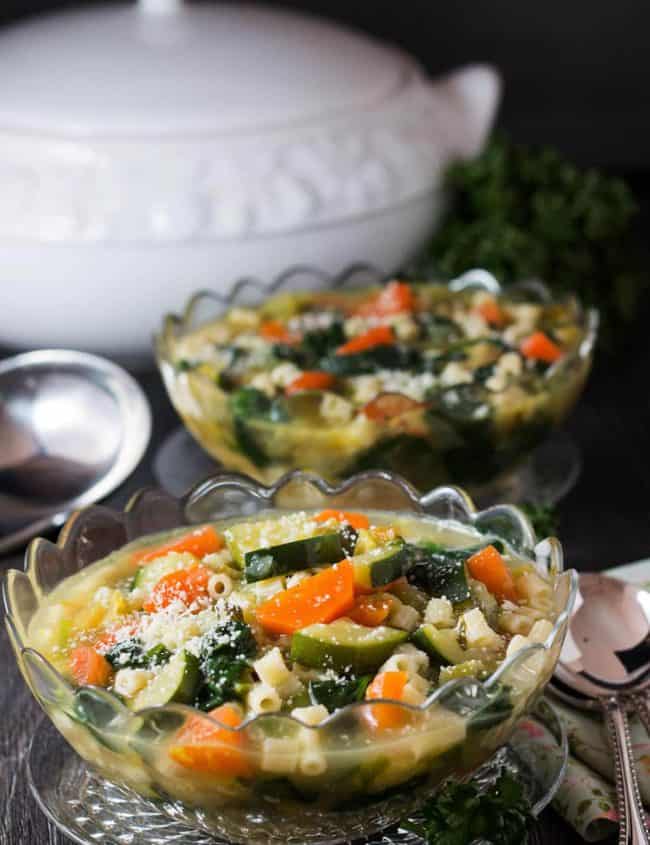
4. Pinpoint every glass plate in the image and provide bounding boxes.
[27,700,567,845]
[153,426,581,509]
